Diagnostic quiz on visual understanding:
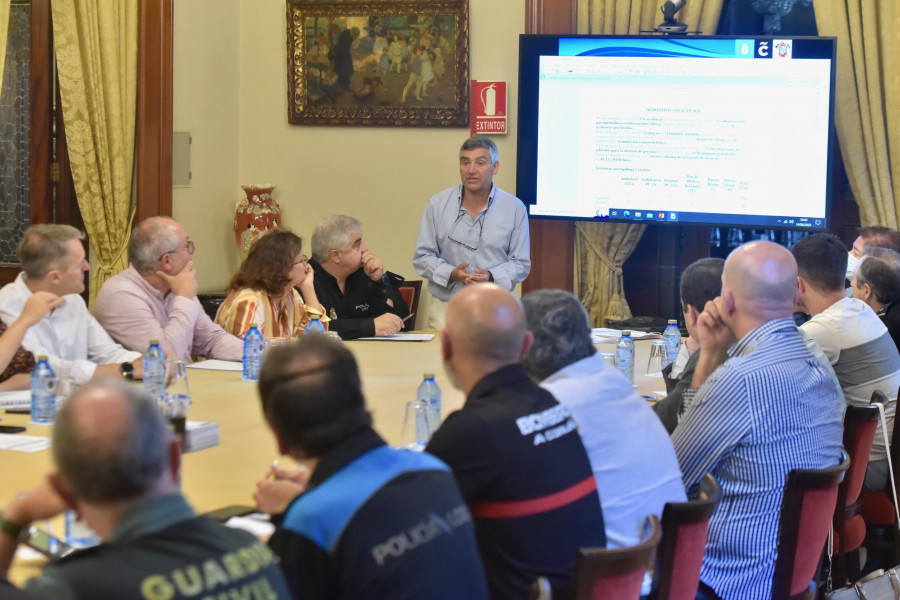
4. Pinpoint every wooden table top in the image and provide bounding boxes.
[4,333,664,584]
